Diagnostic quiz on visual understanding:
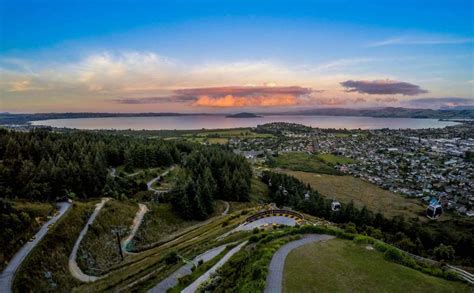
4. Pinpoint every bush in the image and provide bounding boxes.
[384,247,405,264]
[164,251,179,265]
[353,235,374,244]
